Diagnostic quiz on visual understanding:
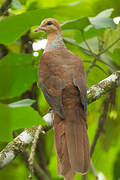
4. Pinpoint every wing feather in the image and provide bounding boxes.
[38,53,65,119]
